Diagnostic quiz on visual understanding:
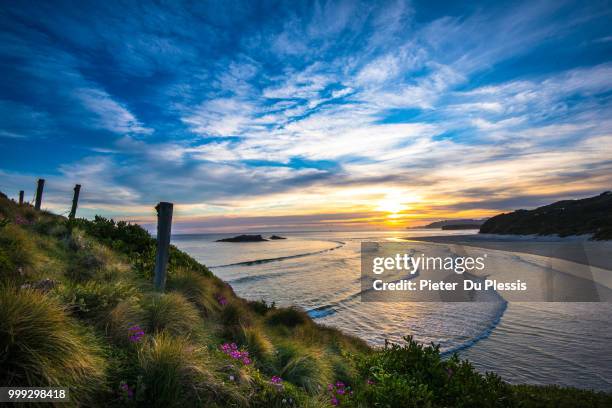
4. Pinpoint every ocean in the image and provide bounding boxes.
[172,230,612,391]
